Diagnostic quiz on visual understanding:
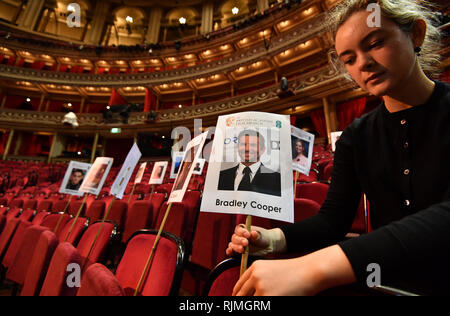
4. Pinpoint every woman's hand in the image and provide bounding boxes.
[232,245,357,296]
[226,225,286,257]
